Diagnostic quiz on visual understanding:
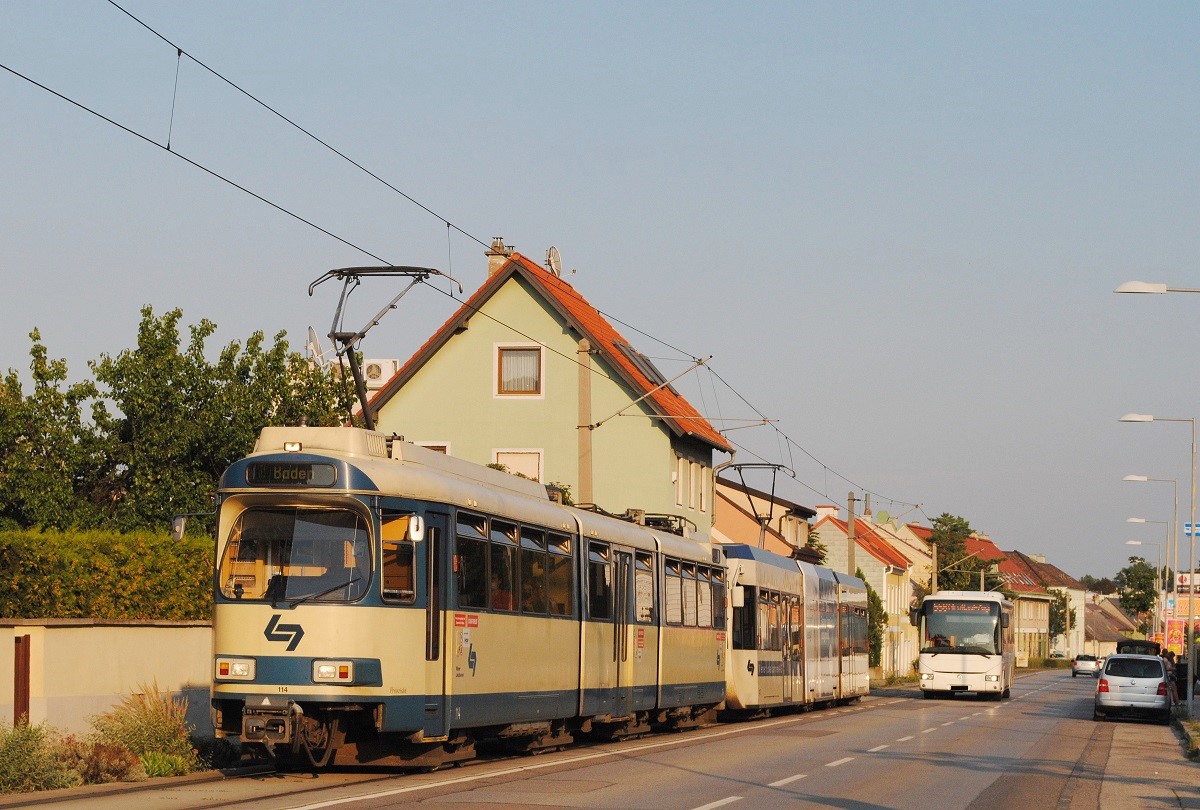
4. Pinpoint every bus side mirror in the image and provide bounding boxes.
[1001,614,1010,629]
[909,607,919,626]
[731,585,745,609]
